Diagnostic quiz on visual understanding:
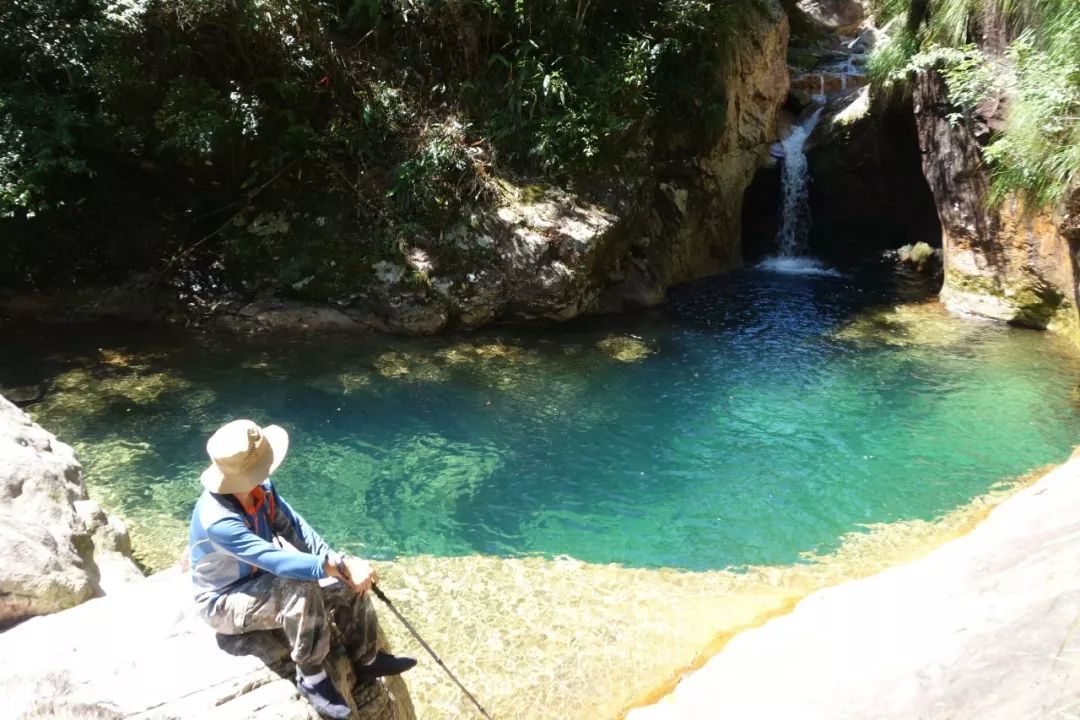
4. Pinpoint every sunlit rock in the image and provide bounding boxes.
[627,464,1075,719]
[914,70,1080,342]
[0,571,415,720]
[0,395,142,628]
[896,241,941,272]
